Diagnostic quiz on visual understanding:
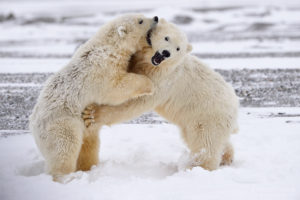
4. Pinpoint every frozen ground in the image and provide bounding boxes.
[0,108,300,200]
[1,69,300,133]
[0,0,300,199]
